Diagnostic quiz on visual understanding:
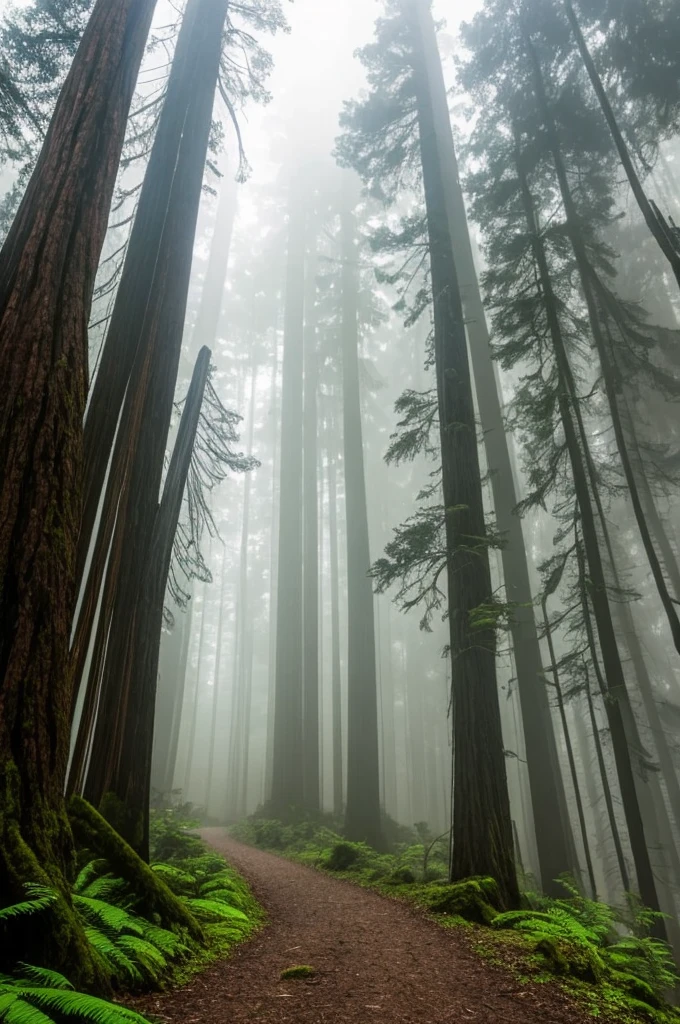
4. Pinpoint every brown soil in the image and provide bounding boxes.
[130,829,606,1023]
